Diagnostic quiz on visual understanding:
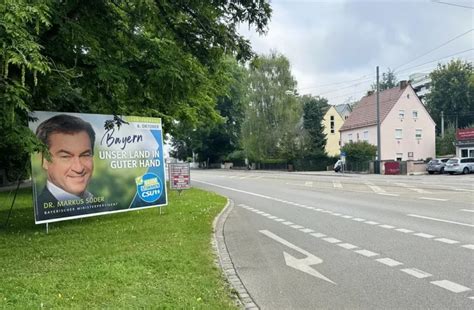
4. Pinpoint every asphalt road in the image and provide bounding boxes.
[193,169,474,310]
